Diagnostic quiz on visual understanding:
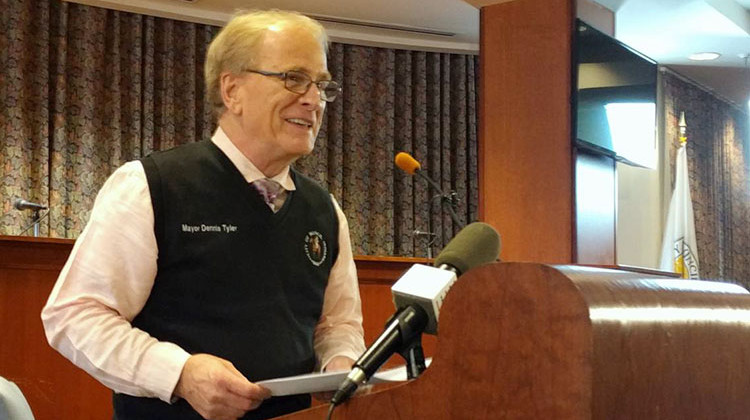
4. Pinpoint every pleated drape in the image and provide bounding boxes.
[662,69,750,287]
